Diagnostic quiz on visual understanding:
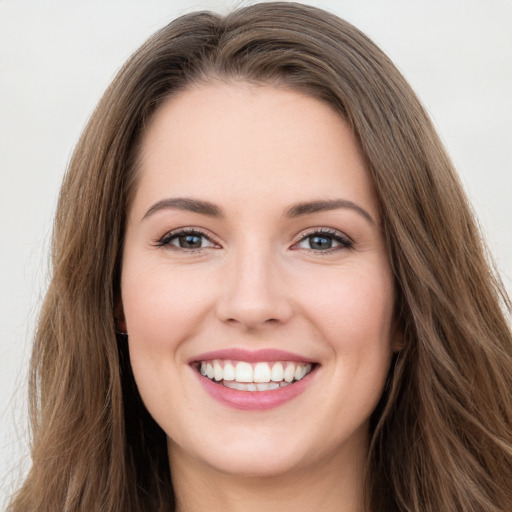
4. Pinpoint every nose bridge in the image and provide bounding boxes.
[216,239,293,328]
